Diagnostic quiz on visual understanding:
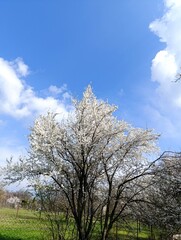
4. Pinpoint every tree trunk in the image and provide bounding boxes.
[101,228,110,240]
